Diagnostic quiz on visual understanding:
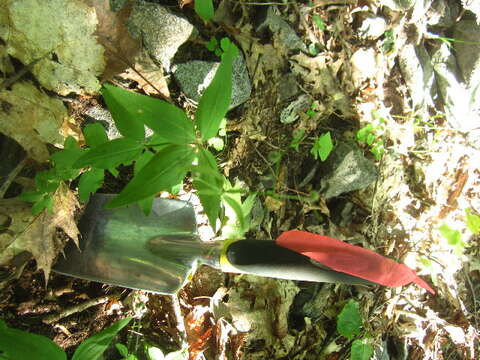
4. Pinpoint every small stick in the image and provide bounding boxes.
[43,293,121,324]
[0,157,27,199]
